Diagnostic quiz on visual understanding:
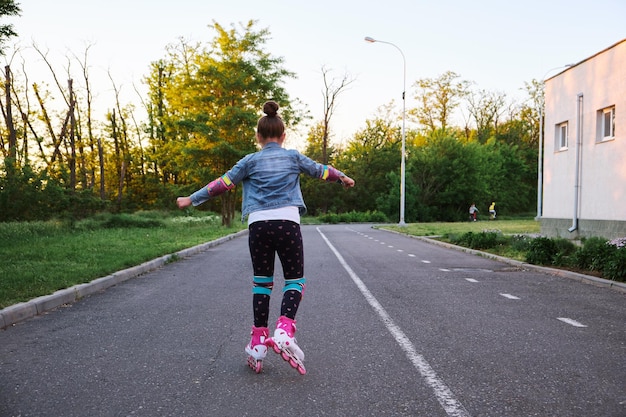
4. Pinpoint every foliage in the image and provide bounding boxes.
[1,22,542,224]
[604,247,626,281]
[450,230,505,250]
[571,237,614,271]
[0,0,20,53]
[525,236,558,265]
[144,20,301,225]
[317,210,388,224]
[524,236,576,267]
